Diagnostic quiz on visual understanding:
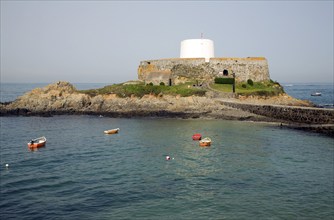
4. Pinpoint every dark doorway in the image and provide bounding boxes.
[223,69,229,76]
[169,79,172,86]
